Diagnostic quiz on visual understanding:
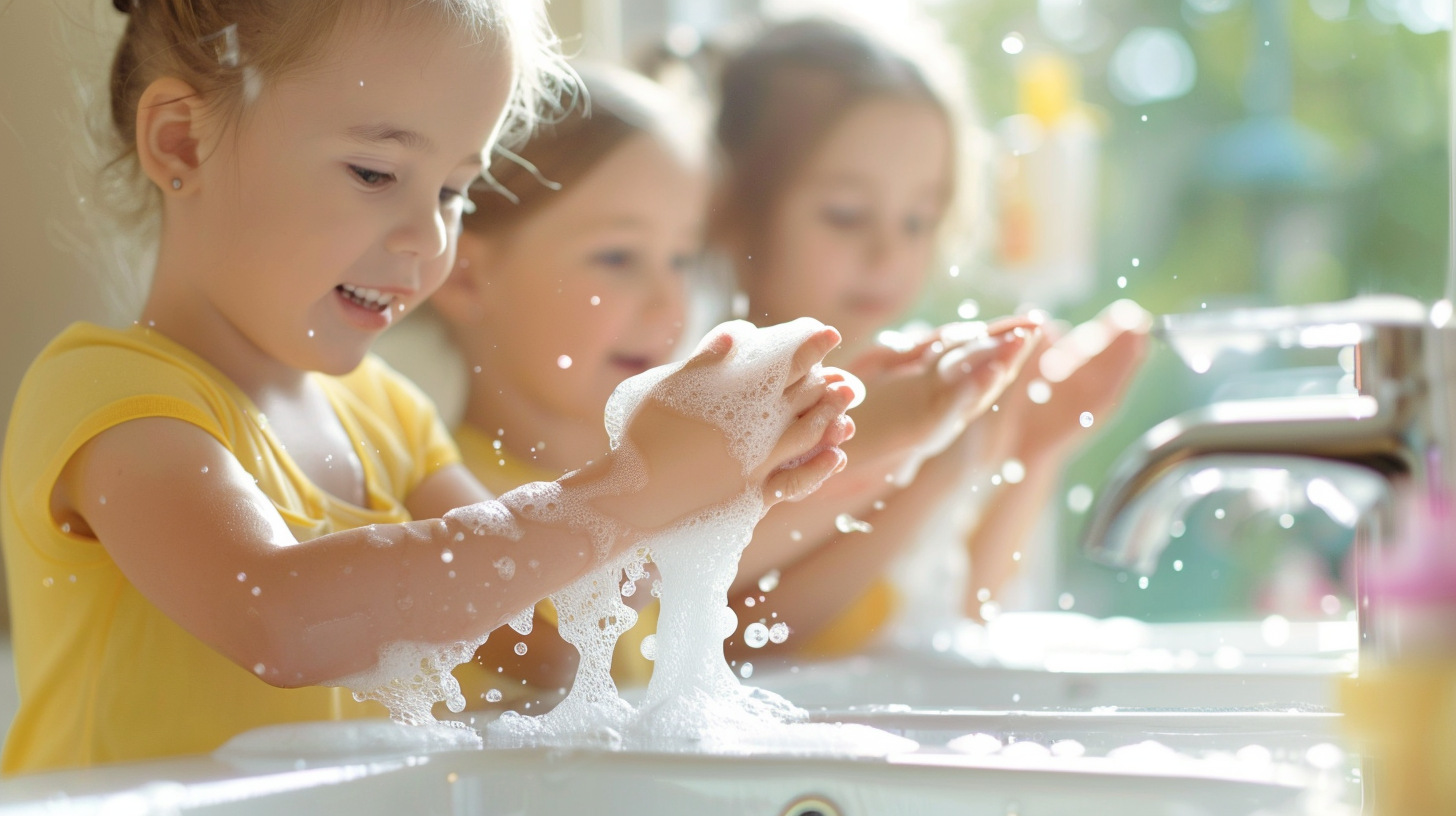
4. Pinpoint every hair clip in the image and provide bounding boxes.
[199,23,240,69]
